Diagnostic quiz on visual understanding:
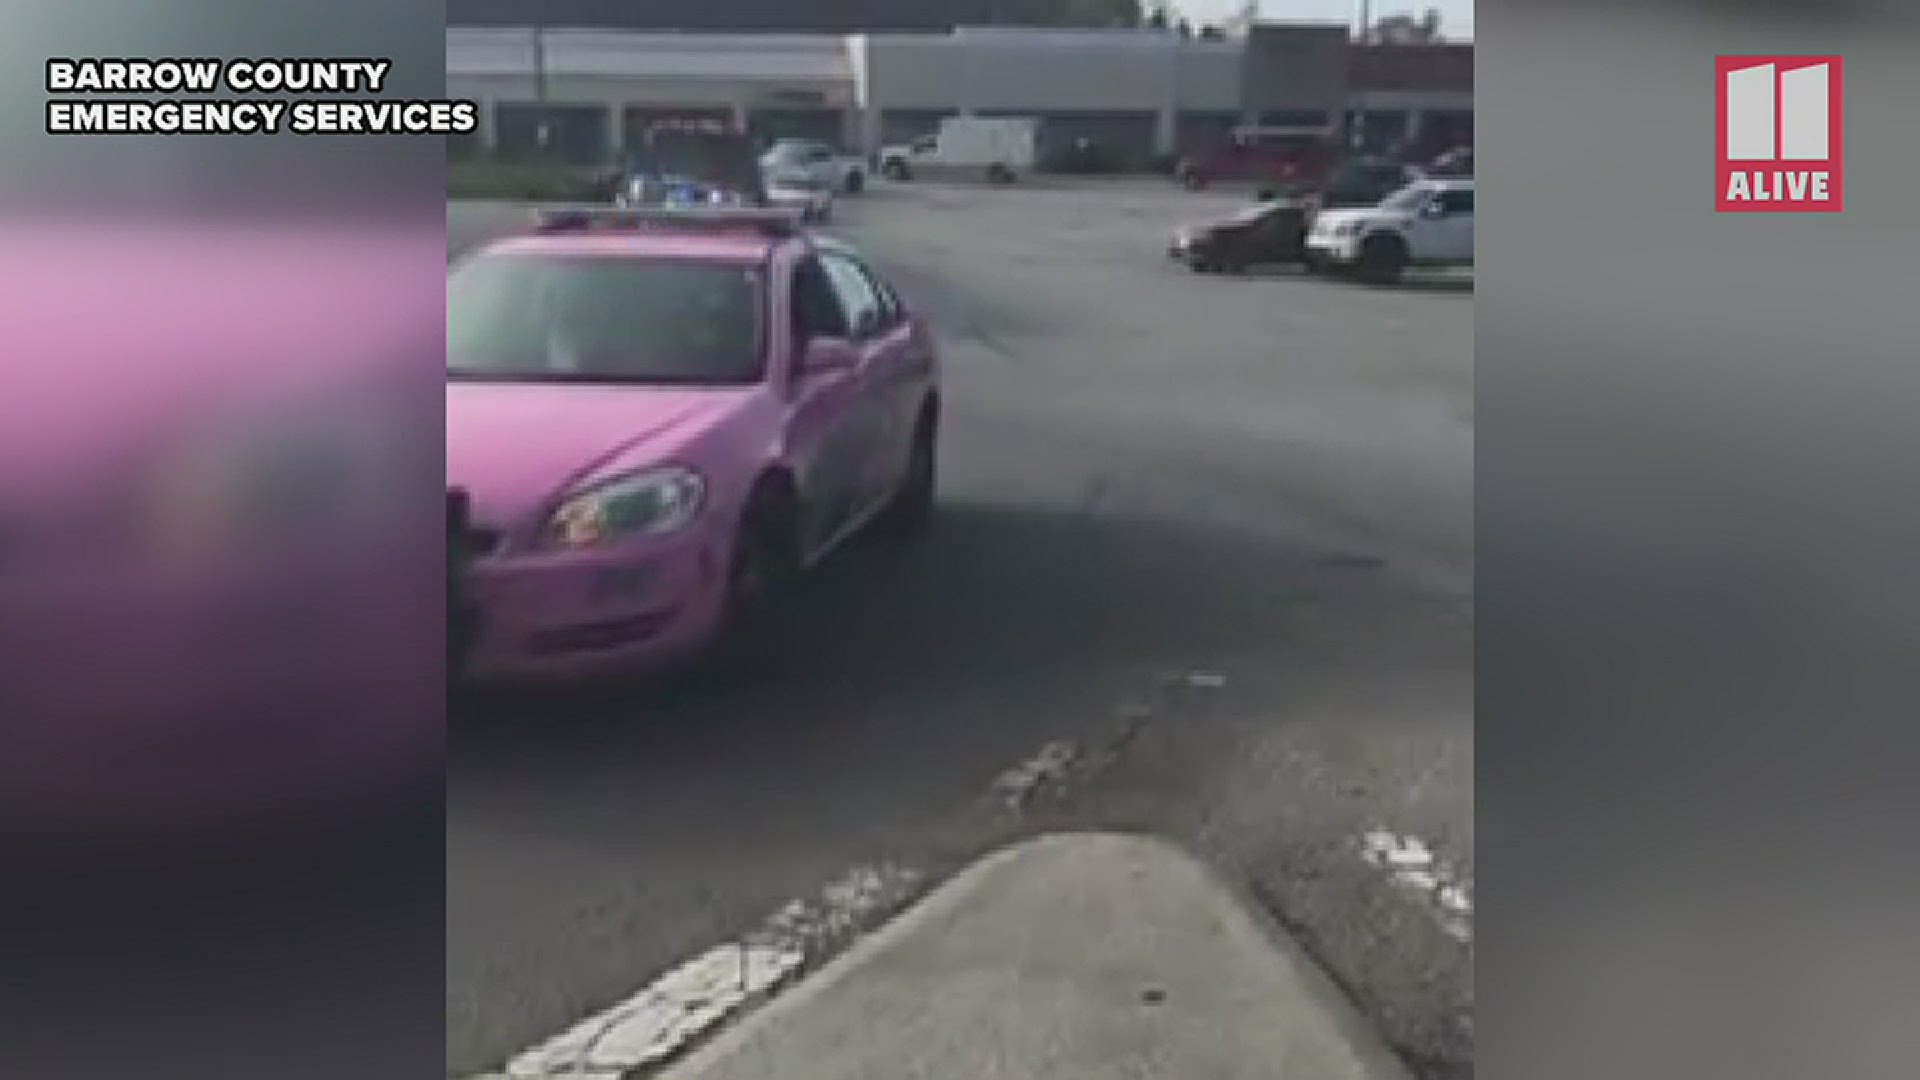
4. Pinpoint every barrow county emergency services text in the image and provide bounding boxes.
[45,58,478,136]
